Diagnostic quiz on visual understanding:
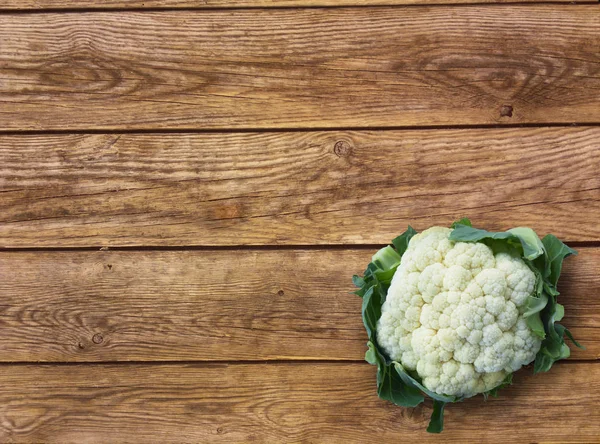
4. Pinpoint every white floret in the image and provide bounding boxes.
[496,252,536,306]
[443,265,472,292]
[476,268,507,298]
[419,263,446,302]
[481,324,503,346]
[432,292,449,312]
[377,227,542,398]
[444,242,496,276]
[496,301,518,331]
[454,342,480,364]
